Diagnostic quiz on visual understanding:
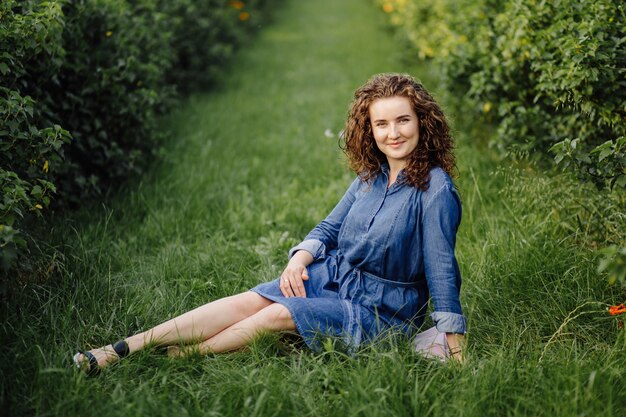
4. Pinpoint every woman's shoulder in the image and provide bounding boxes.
[418,167,459,209]
[425,166,454,193]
